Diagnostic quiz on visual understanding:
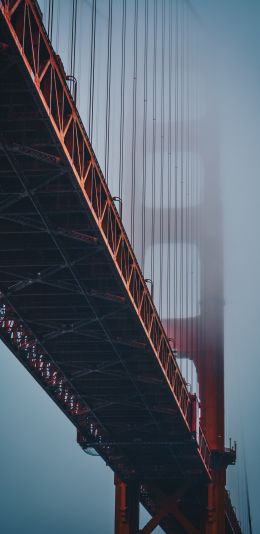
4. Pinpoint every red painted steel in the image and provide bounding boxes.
[0,0,210,470]
[0,1,243,532]
[115,477,140,534]
[0,299,136,479]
